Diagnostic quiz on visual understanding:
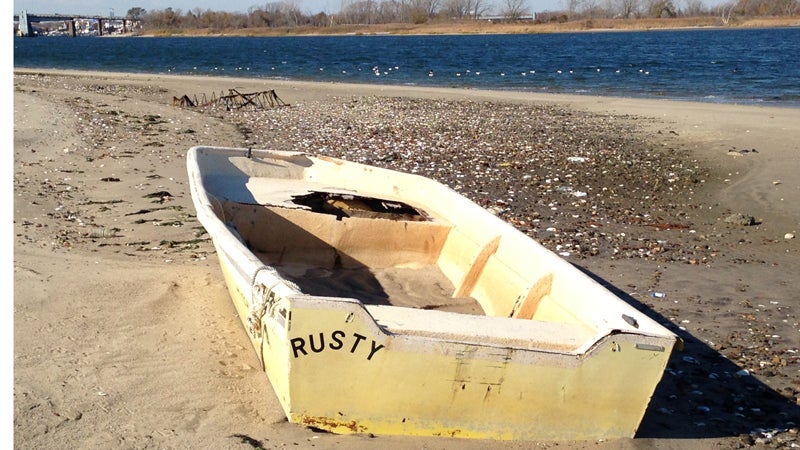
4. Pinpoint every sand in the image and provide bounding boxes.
[12,69,800,449]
